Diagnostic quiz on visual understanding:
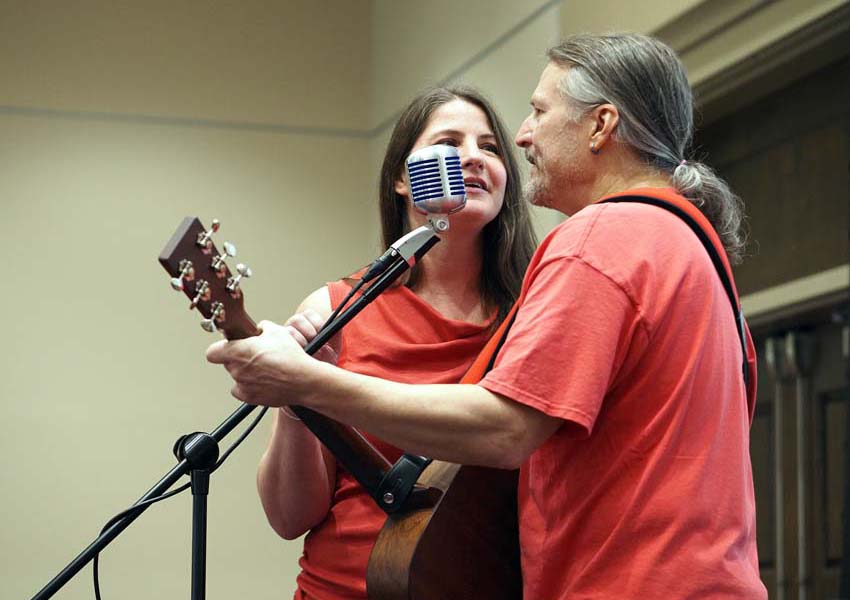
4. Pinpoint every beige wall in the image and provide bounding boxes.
[2,3,374,599]
[5,1,846,598]
[0,1,371,128]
